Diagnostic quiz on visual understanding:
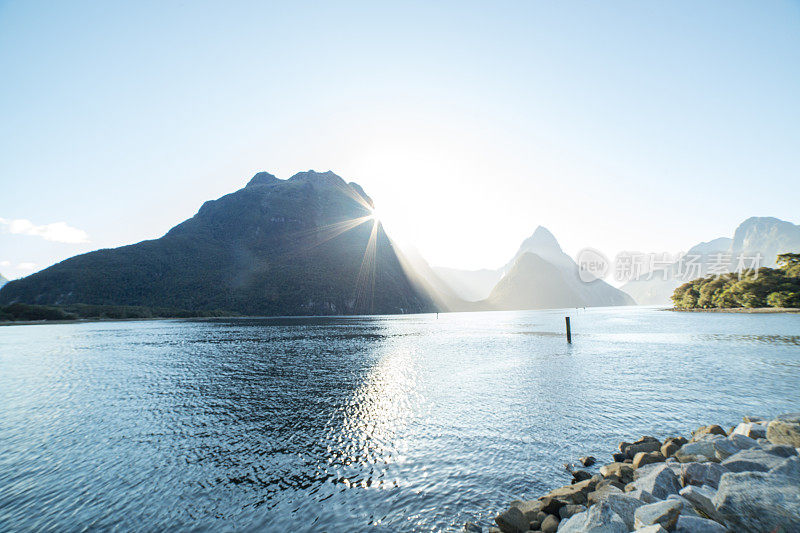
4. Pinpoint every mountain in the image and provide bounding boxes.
[431,266,502,301]
[0,274,6,289]
[620,217,800,305]
[483,227,634,310]
[0,171,434,315]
